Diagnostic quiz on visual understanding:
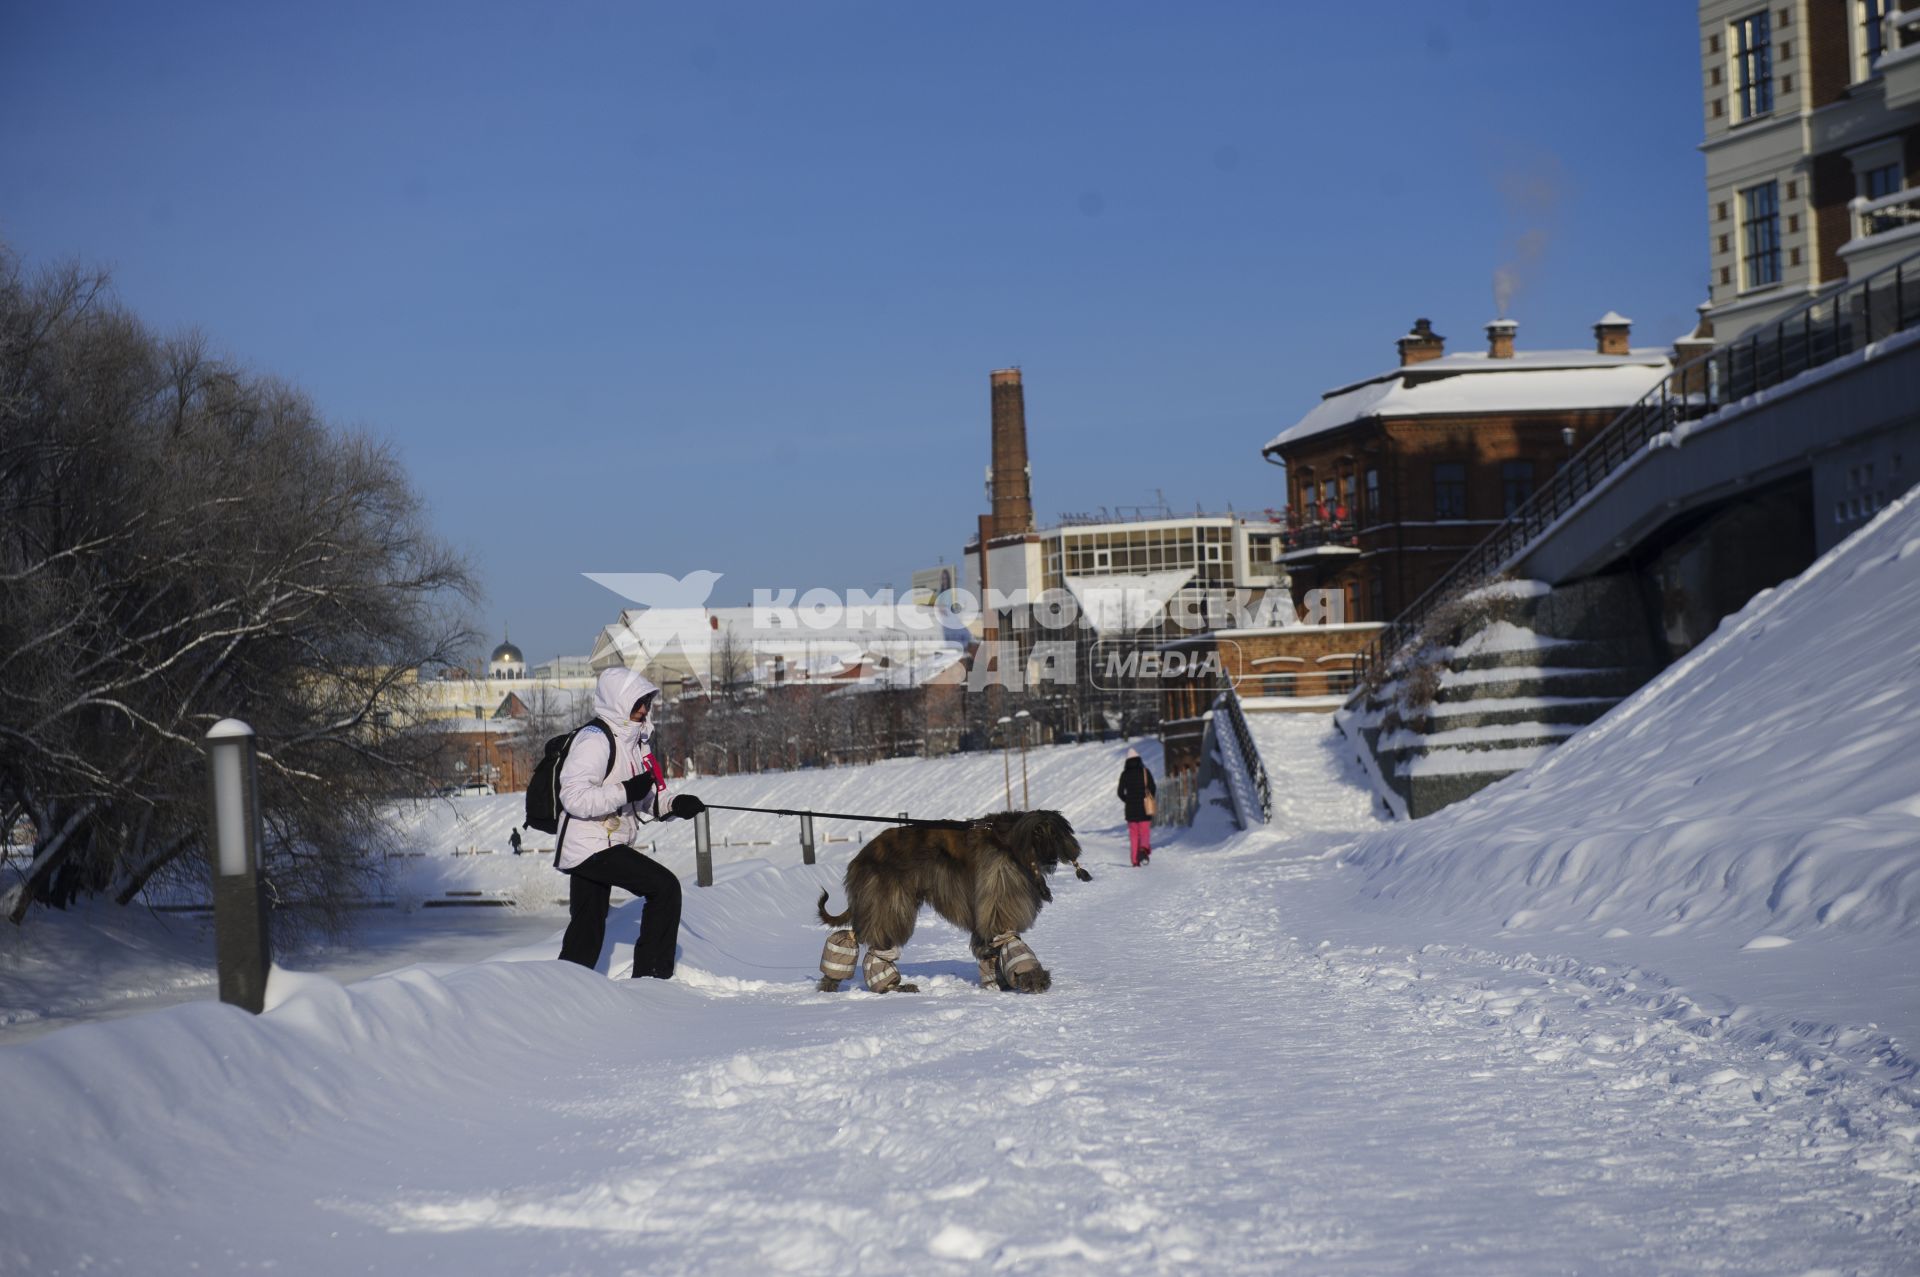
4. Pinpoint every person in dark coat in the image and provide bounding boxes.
[1117,748,1157,867]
